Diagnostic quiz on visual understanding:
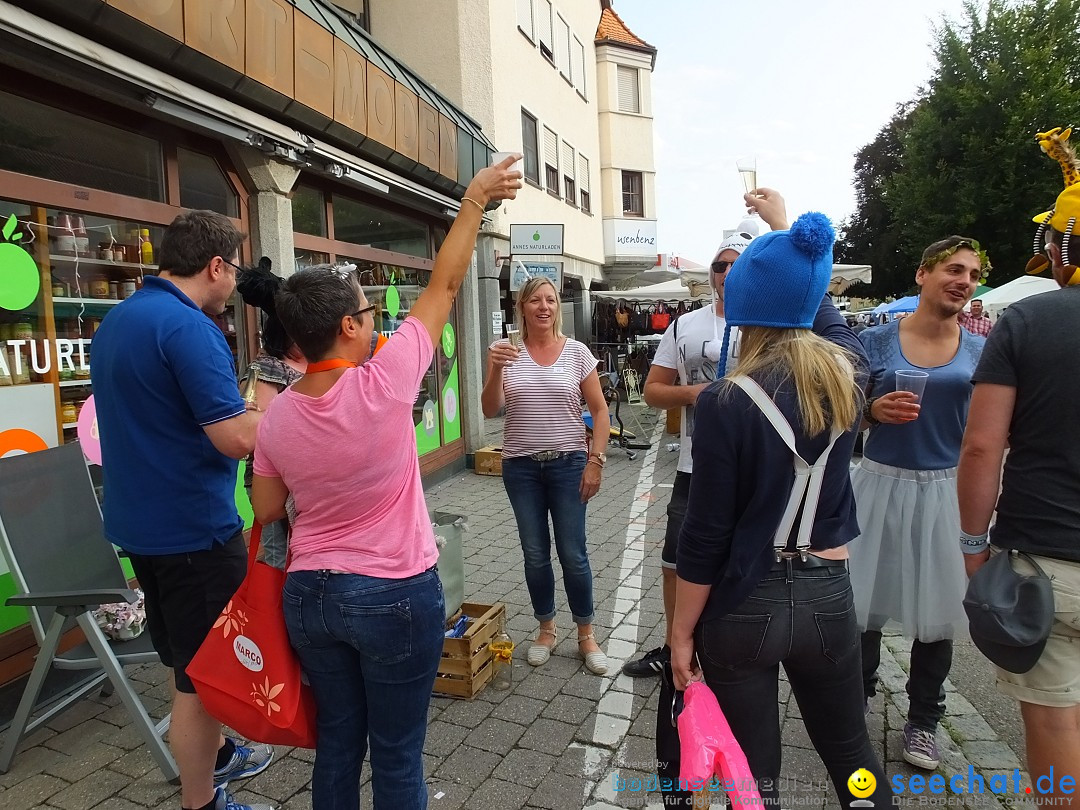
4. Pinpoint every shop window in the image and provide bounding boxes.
[291,184,328,237]
[622,171,644,217]
[332,196,430,259]
[578,154,591,213]
[0,89,164,201]
[178,148,239,218]
[294,250,330,271]
[335,259,462,454]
